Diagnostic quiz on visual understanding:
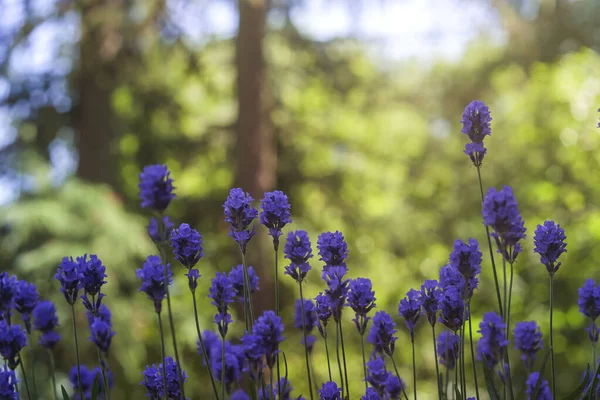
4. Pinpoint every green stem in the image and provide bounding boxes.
[594,340,597,374]
[221,336,226,400]
[411,338,417,400]
[507,261,514,342]
[550,275,556,397]
[96,349,111,399]
[338,321,350,399]
[157,312,168,400]
[25,330,37,399]
[390,355,410,400]
[274,248,281,398]
[467,305,480,400]
[459,324,466,400]
[241,252,256,326]
[299,282,315,400]
[71,304,84,400]
[360,333,368,391]
[192,290,220,399]
[431,325,442,400]
[309,354,320,395]
[323,326,333,382]
[476,166,504,317]
[48,350,58,400]
[335,321,345,395]
[454,364,458,400]
[18,353,32,400]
